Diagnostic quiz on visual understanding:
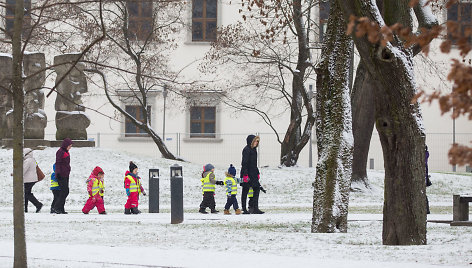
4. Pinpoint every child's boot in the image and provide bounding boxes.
[131,207,141,214]
[235,209,241,215]
[99,211,107,215]
[124,208,131,214]
[211,209,219,214]
[224,209,231,215]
